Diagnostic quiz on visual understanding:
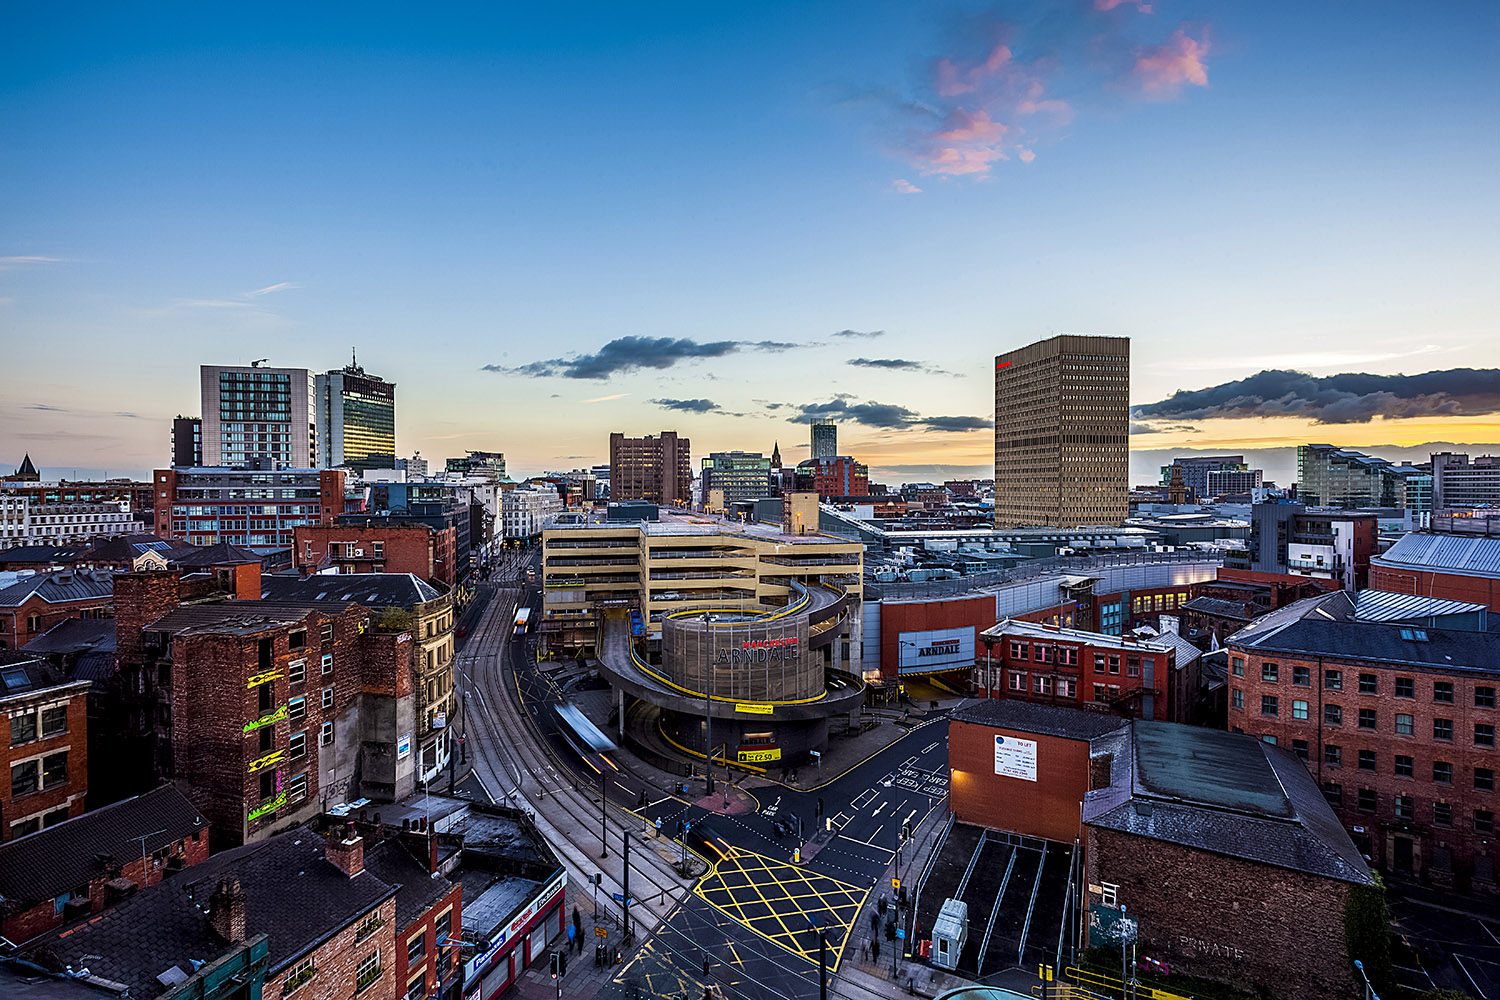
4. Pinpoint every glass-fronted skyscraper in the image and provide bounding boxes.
[316,360,396,473]
[810,422,837,460]
[201,364,318,468]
